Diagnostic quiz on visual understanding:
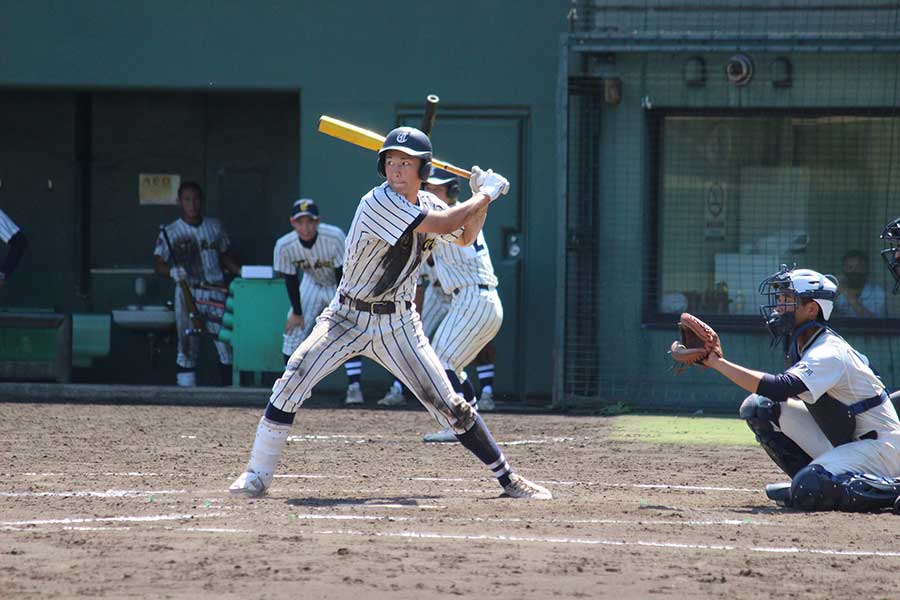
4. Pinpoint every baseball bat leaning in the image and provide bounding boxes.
[420,94,439,136]
[317,115,471,179]
[159,225,204,336]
